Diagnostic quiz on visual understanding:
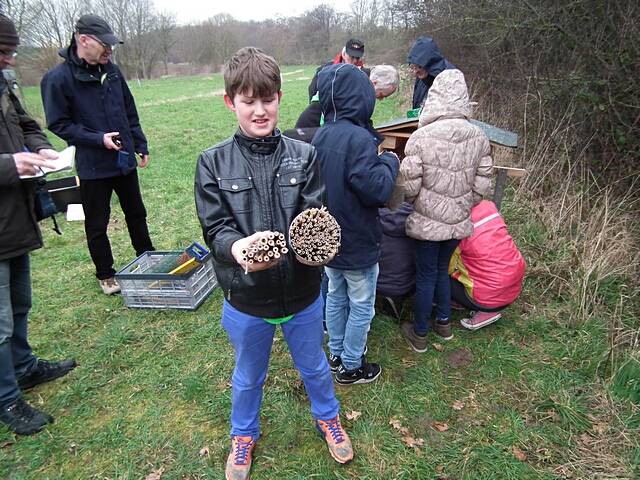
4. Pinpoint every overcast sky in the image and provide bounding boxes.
[152,0,354,24]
